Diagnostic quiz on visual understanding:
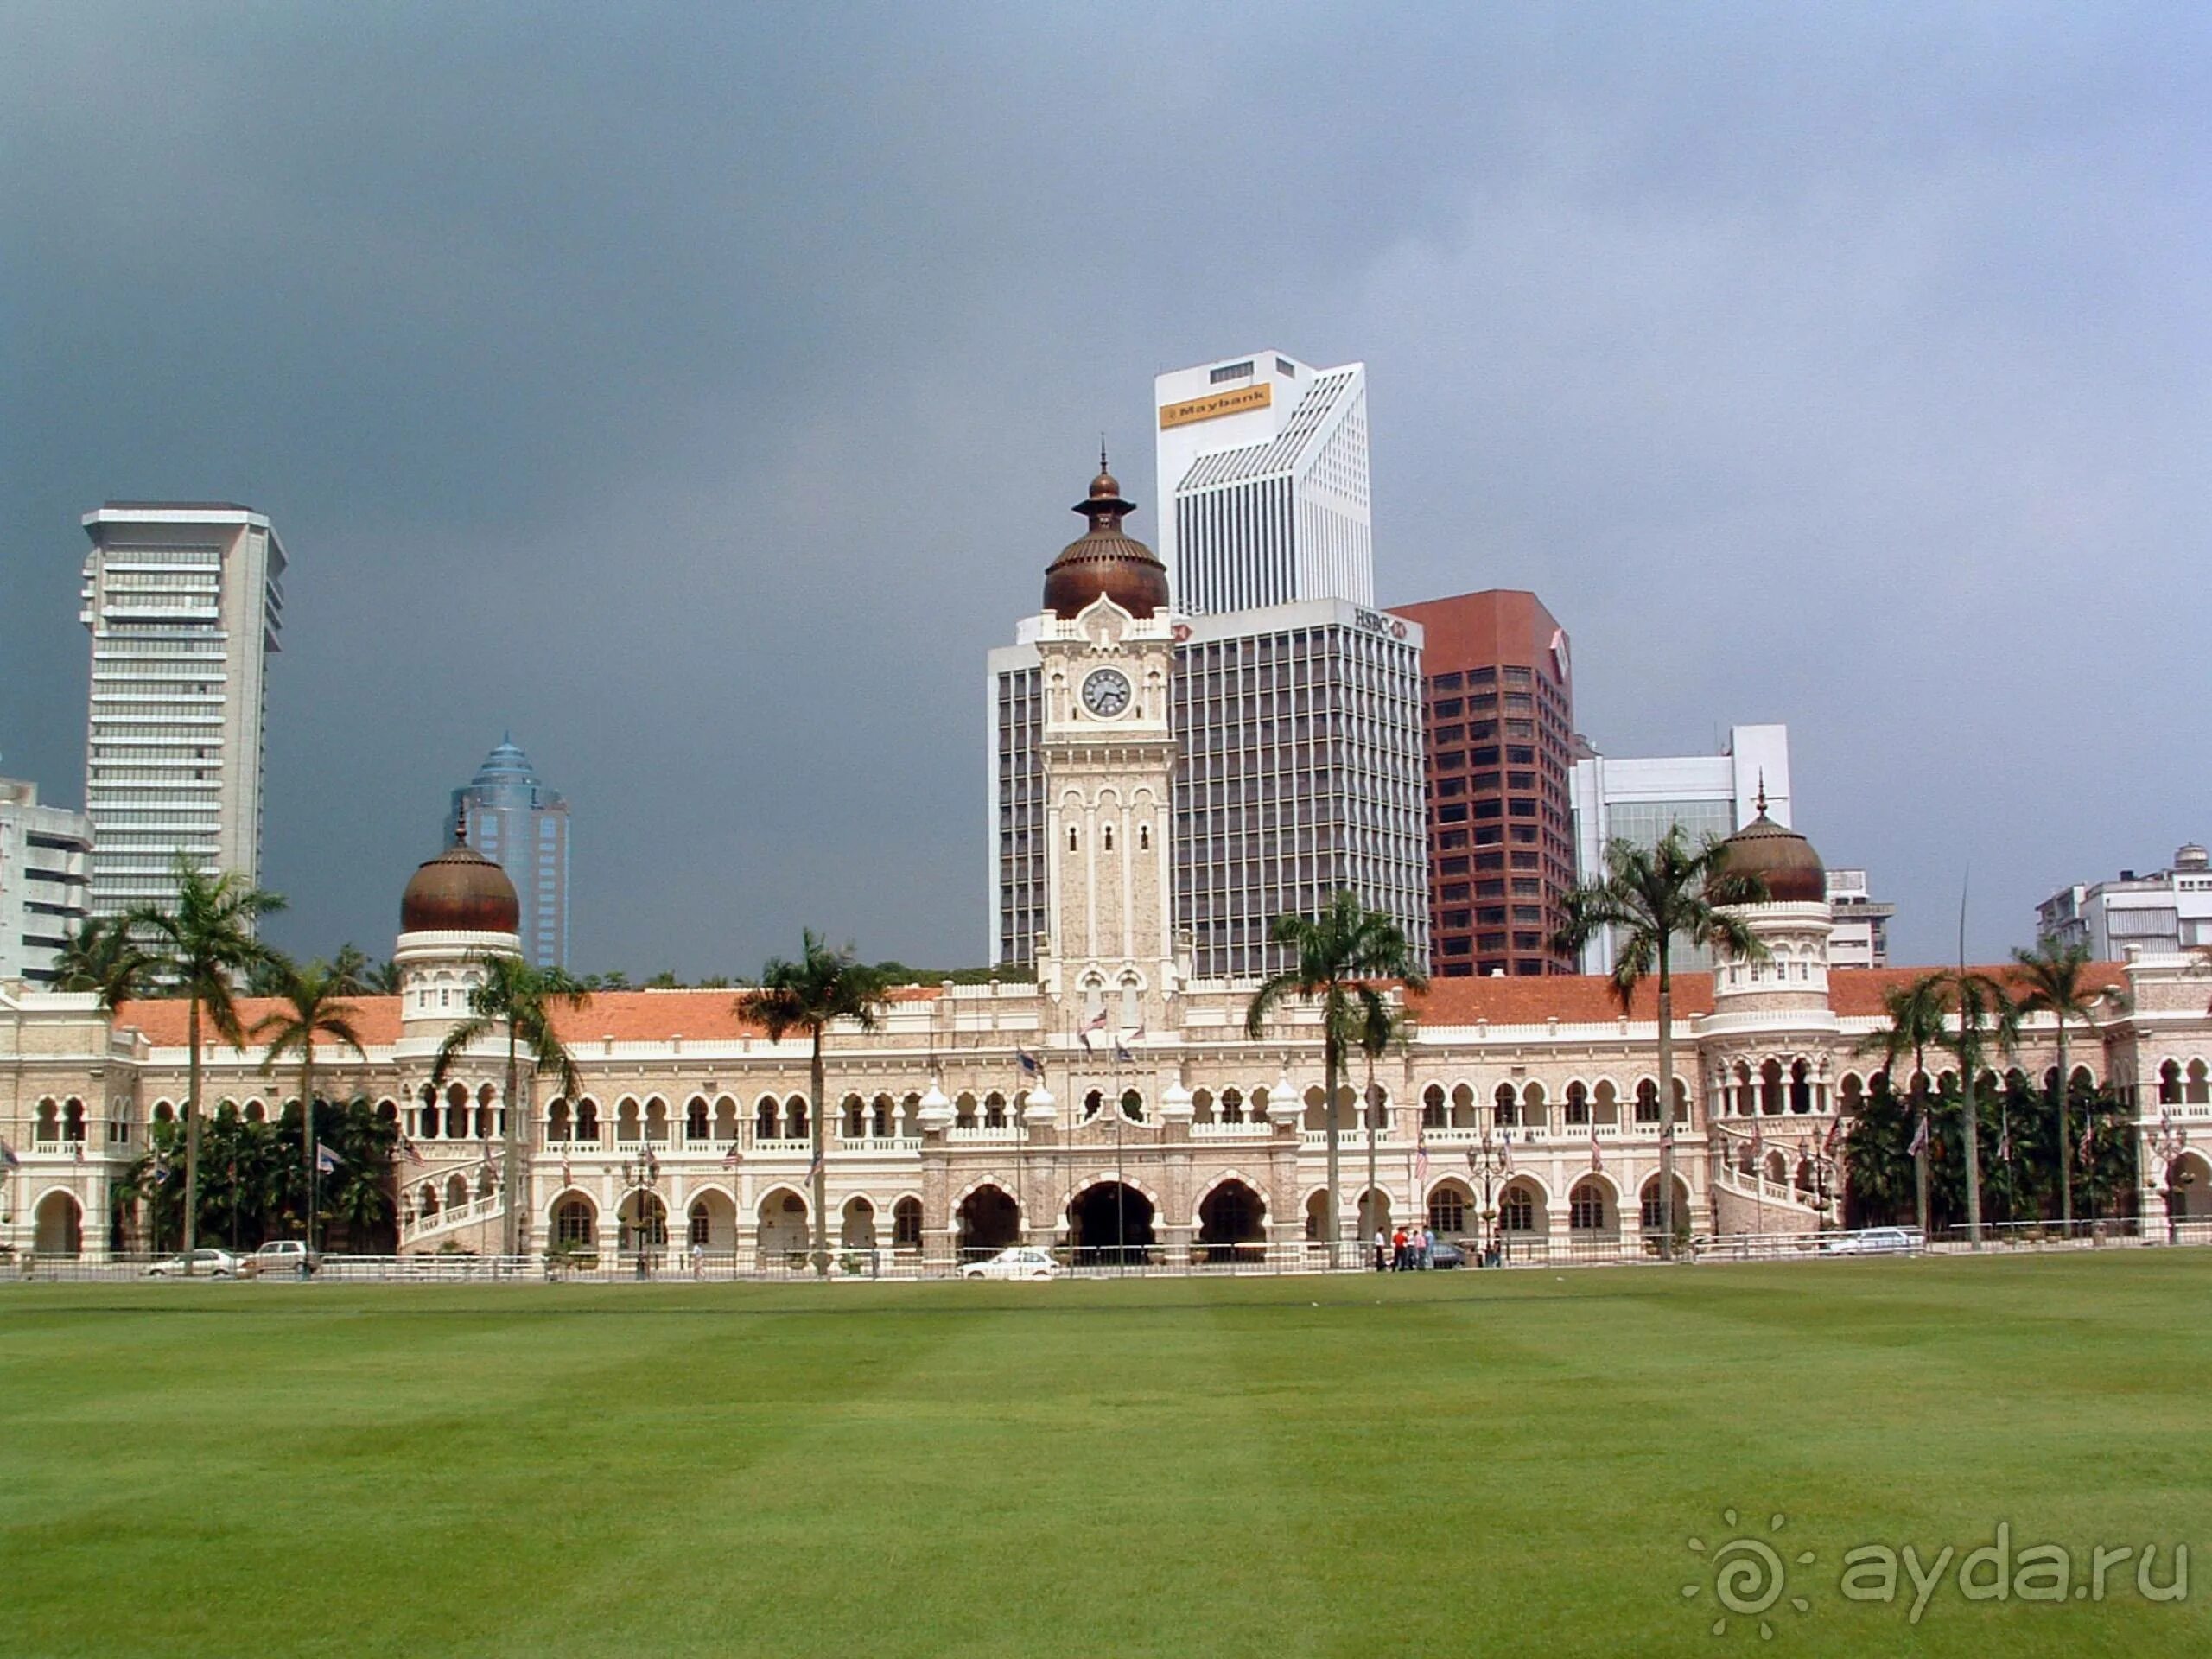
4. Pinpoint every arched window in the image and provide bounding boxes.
[1068,824,1079,853]
[1569,1182,1607,1230]
[1635,1079,1661,1124]
[1500,1185,1535,1232]
[1493,1083,1518,1128]
[1220,1088,1243,1123]
[2189,1061,2210,1106]
[553,1196,594,1245]
[2161,1061,2183,1105]
[1427,1185,1467,1235]
[1565,1082,1589,1126]
[685,1097,709,1139]
[689,1203,712,1247]
[755,1096,779,1140]
[1103,823,1115,853]
[1789,1060,1813,1114]
[1138,824,1150,850]
[893,1197,924,1249]
[1120,1088,1145,1123]
[1423,1084,1446,1129]
[983,1092,1007,1128]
